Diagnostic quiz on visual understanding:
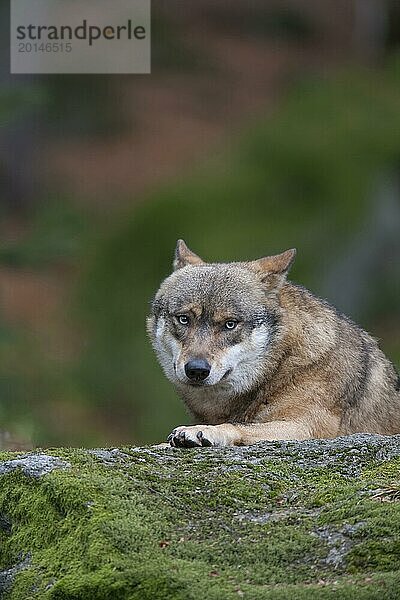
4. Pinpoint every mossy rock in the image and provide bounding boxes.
[1,434,400,599]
